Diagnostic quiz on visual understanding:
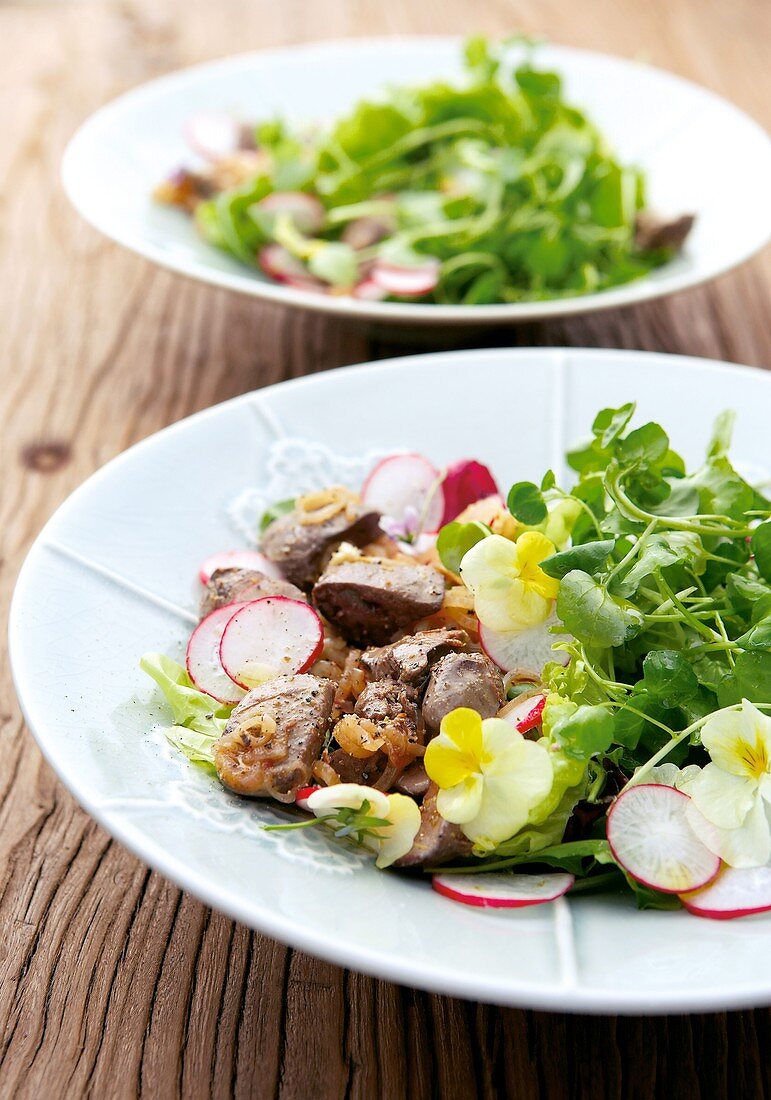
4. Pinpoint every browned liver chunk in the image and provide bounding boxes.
[361,628,467,685]
[354,678,419,729]
[313,559,445,646]
[214,674,334,802]
[395,783,472,868]
[634,211,695,253]
[394,761,430,799]
[325,748,385,786]
[201,567,306,618]
[421,652,505,733]
[261,505,381,589]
